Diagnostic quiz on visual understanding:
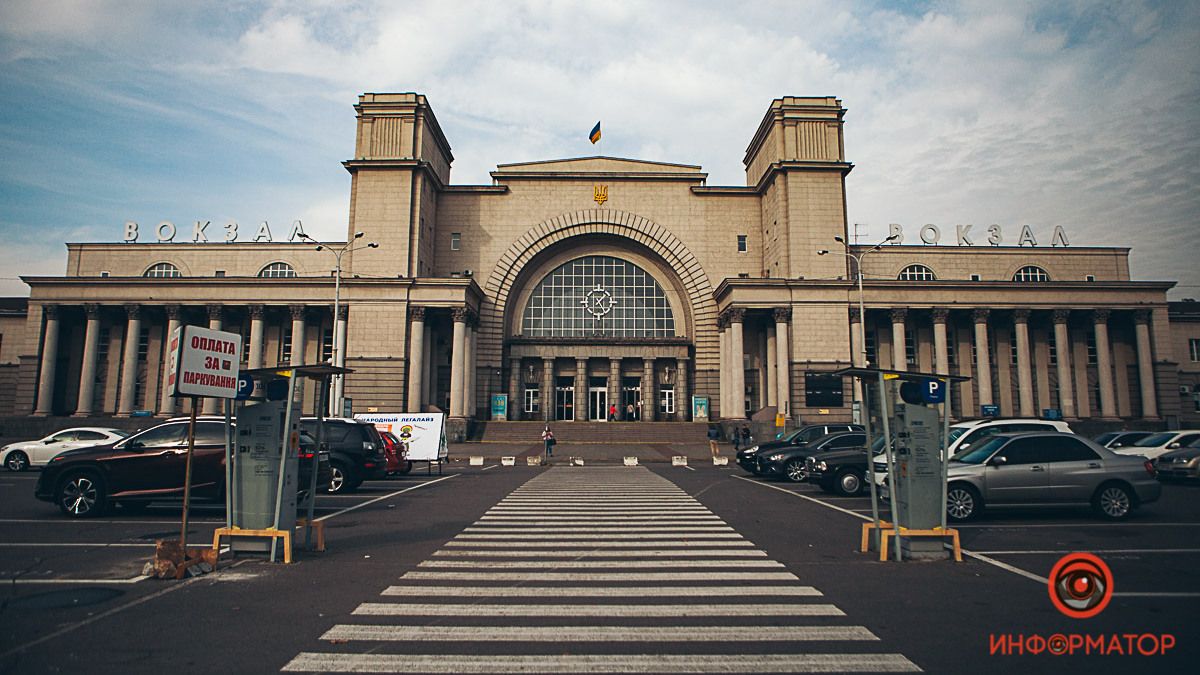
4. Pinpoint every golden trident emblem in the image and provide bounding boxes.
[593,185,608,206]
